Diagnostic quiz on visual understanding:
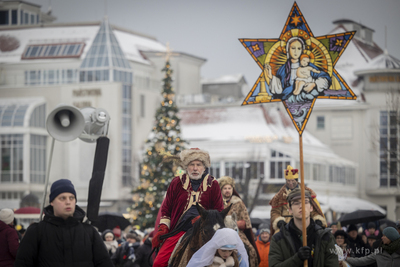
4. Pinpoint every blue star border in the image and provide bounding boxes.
[239,2,357,135]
